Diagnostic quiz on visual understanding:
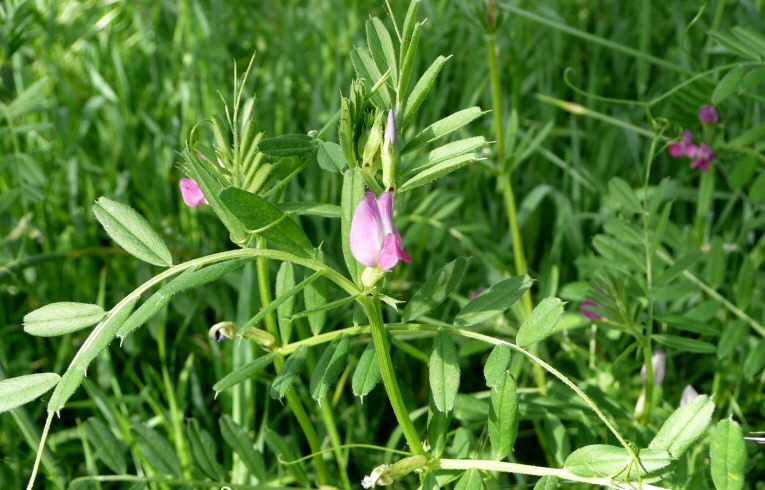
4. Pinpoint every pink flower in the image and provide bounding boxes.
[690,143,716,172]
[580,300,602,321]
[668,130,697,158]
[469,288,486,301]
[179,178,208,207]
[350,192,411,271]
[698,104,719,124]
